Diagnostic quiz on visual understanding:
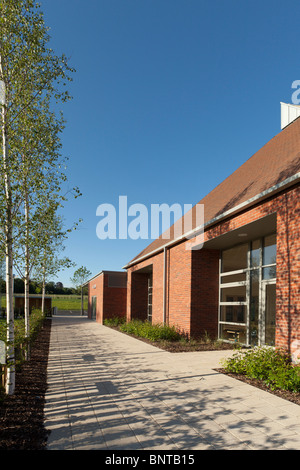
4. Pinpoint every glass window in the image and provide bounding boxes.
[222,243,248,272]
[219,233,276,347]
[220,305,246,323]
[220,285,246,302]
[263,234,276,266]
[263,266,276,280]
[219,324,247,344]
[251,239,260,268]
